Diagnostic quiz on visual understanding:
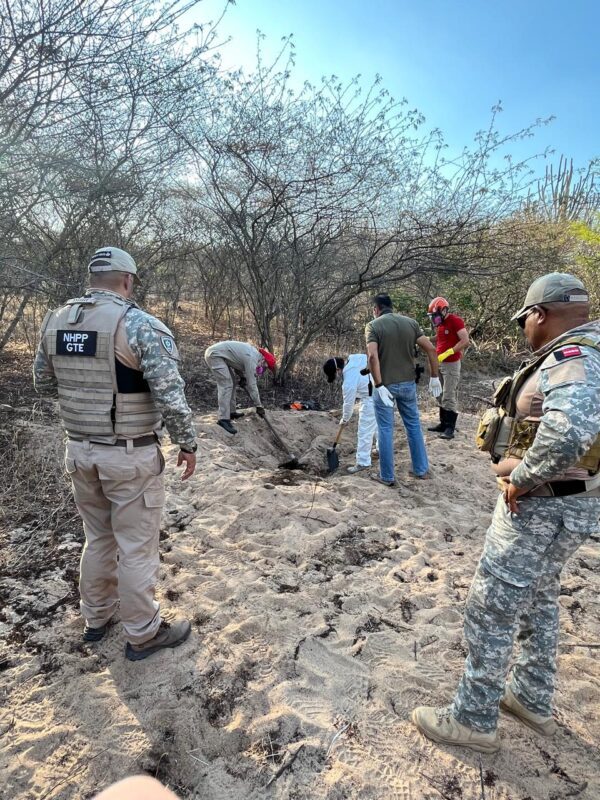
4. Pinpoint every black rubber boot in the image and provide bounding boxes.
[217,418,237,434]
[428,407,447,432]
[439,411,457,440]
